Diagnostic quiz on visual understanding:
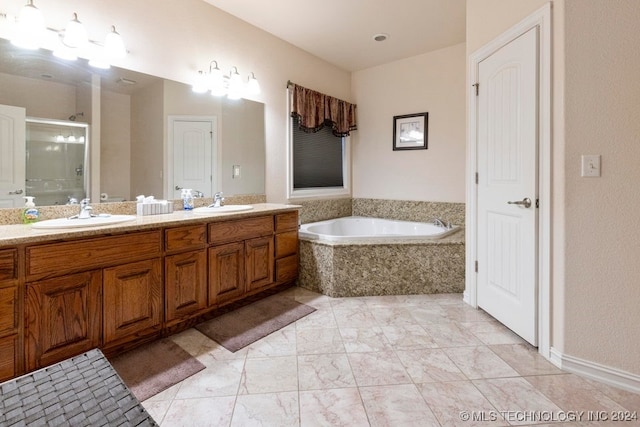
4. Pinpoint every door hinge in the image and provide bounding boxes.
[473,83,479,96]
[536,198,539,208]
[475,260,478,272]
[475,172,478,184]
